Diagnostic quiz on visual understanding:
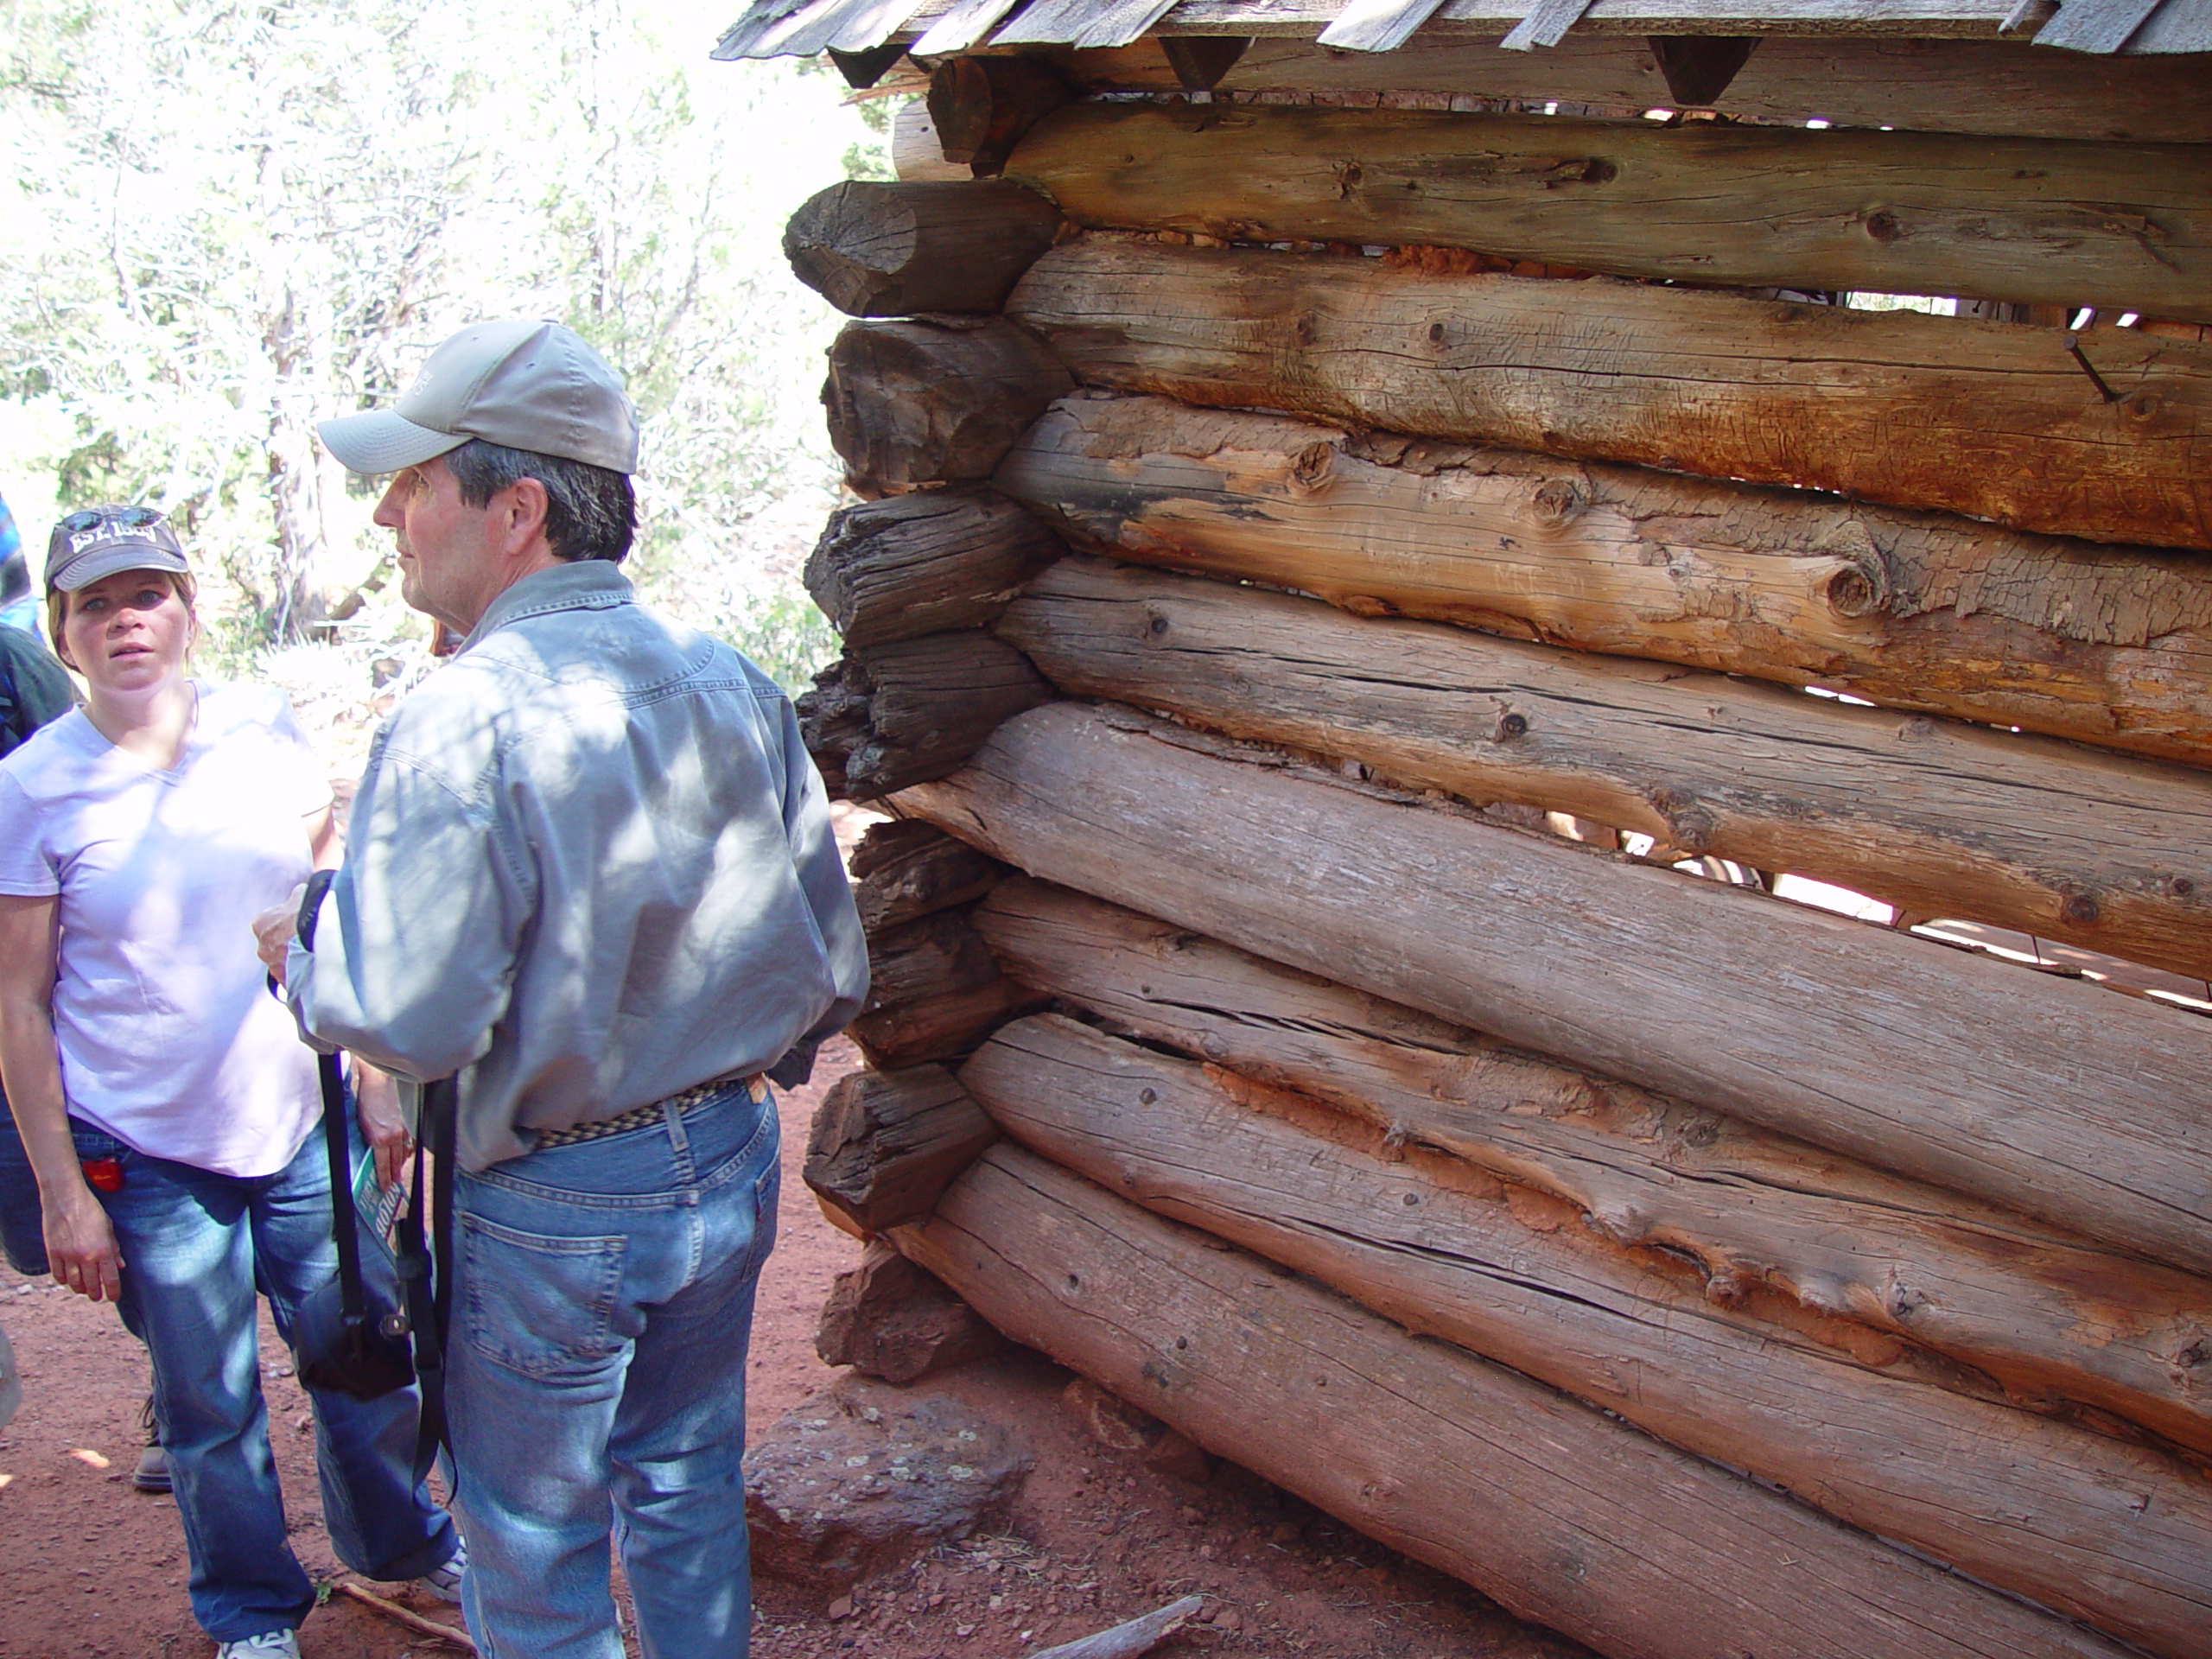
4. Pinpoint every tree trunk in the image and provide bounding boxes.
[824,315,1073,496]
[1002,102,2212,320]
[803,1064,999,1236]
[900,1146,2140,1659]
[994,395,2212,767]
[1041,35,2212,143]
[895,702,2212,1278]
[804,487,1063,649]
[851,818,1007,935]
[798,631,1052,799]
[784,180,1067,317]
[963,1014,2212,1655]
[1005,240,2212,553]
[975,877,2212,1460]
[997,556,2212,980]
